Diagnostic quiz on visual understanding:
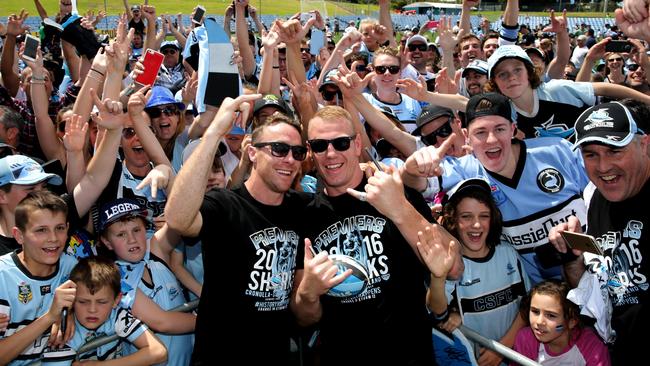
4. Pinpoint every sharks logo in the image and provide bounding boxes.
[536,168,564,193]
[533,116,575,139]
